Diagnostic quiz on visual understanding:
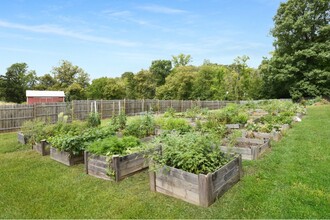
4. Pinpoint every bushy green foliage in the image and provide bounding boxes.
[110,111,127,131]
[156,117,191,133]
[163,107,176,118]
[123,113,156,138]
[150,131,230,174]
[87,136,142,156]
[49,127,115,155]
[20,119,45,144]
[261,0,330,100]
[208,104,248,124]
[87,112,101,127]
